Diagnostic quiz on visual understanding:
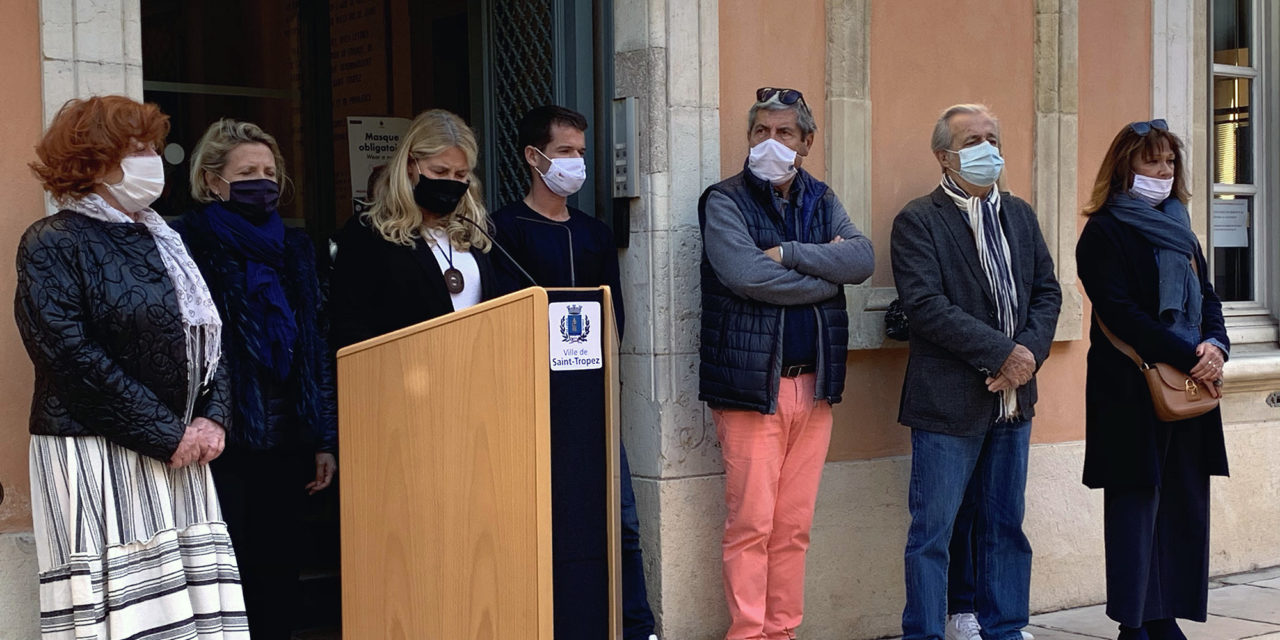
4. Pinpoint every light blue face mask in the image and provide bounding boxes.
[947,140,1005,187]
